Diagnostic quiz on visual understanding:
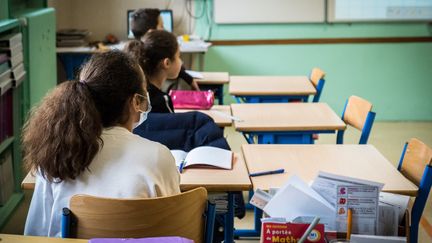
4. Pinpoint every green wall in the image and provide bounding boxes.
[195,1,432,121]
